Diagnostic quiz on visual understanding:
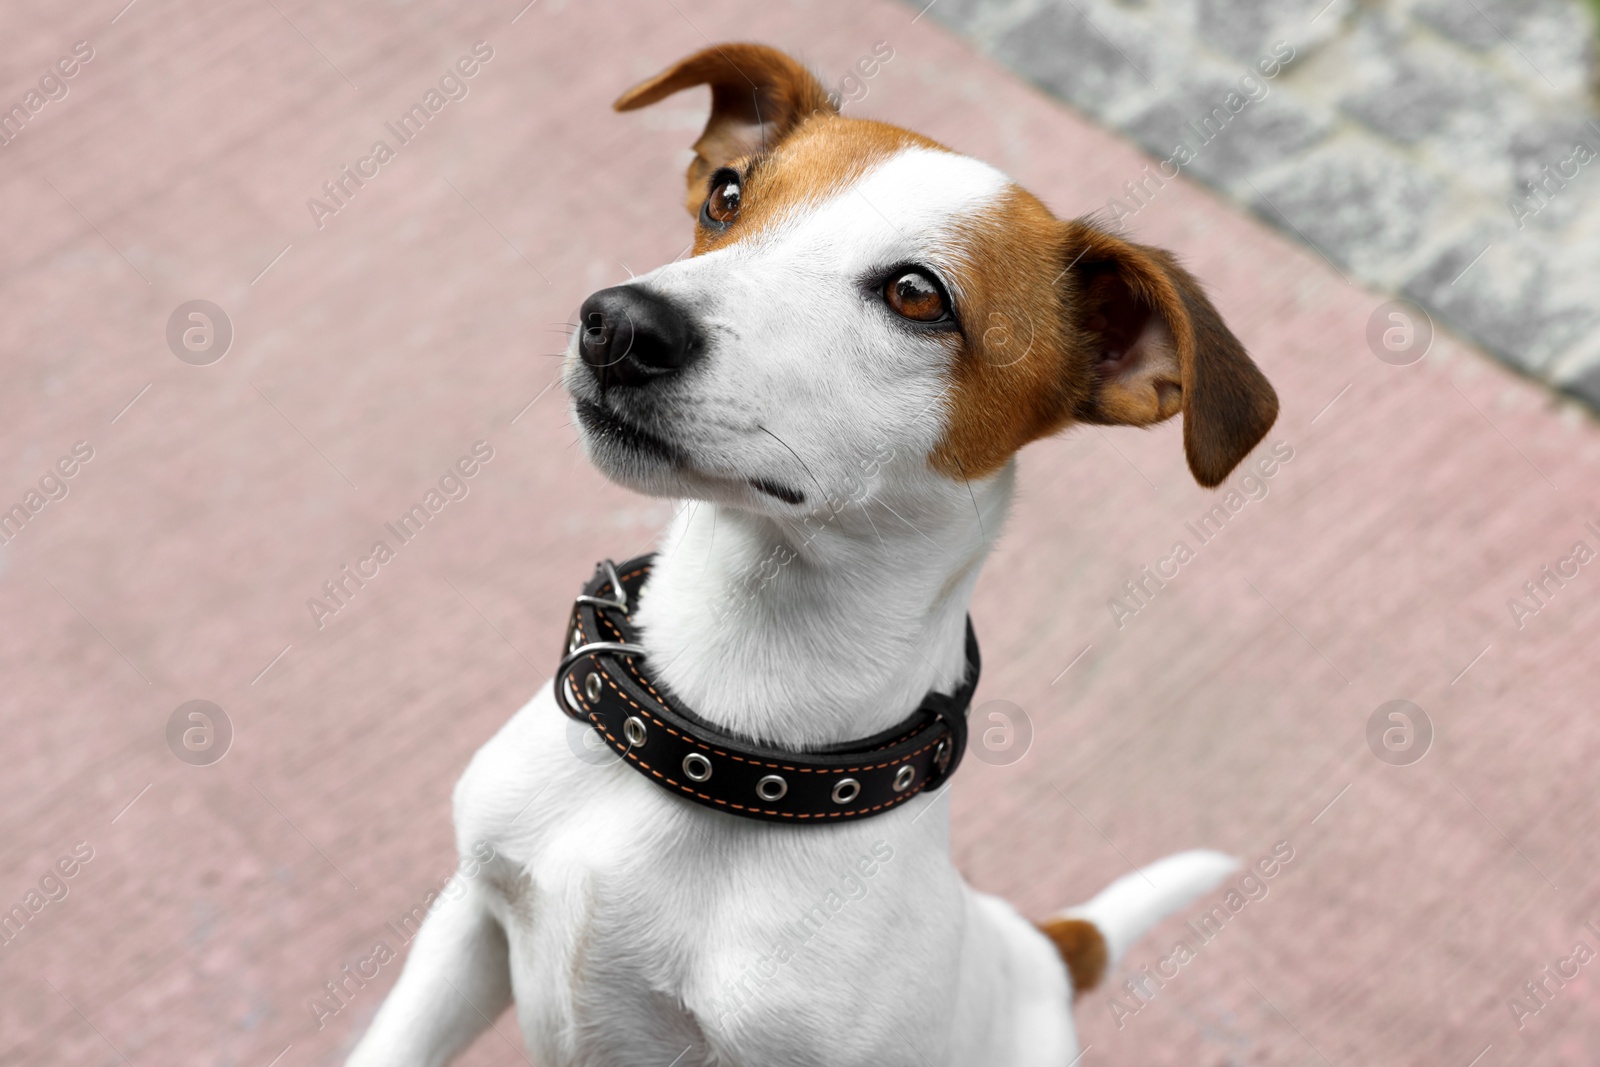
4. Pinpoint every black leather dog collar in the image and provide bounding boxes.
[554,556,979,822]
